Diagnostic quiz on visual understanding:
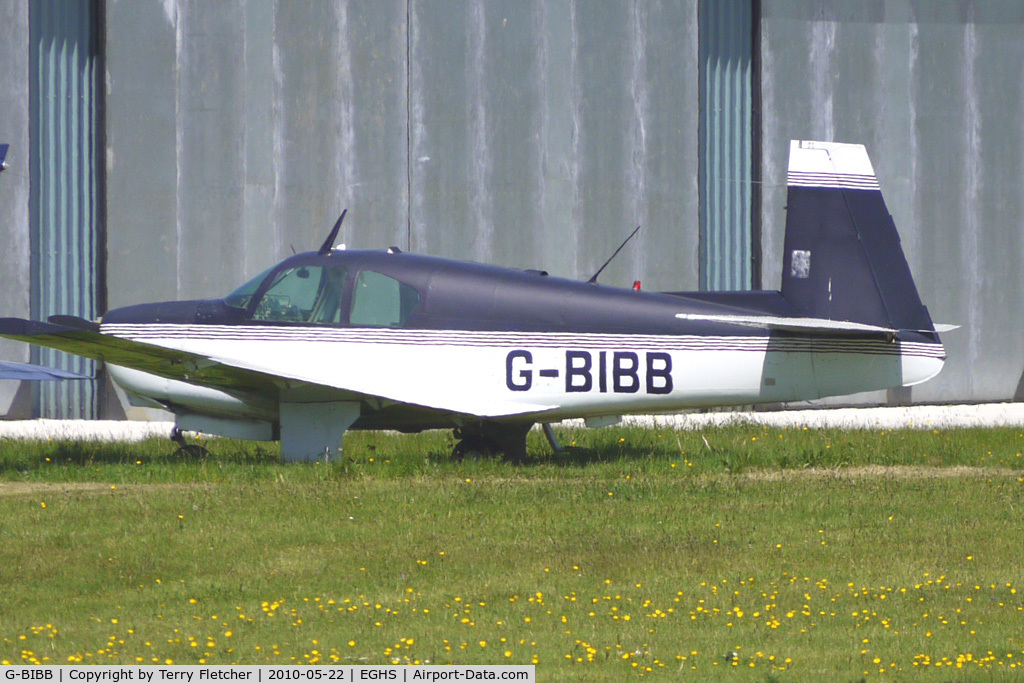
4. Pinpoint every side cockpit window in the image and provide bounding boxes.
[350,270,420,327]
[246,265,347,324]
